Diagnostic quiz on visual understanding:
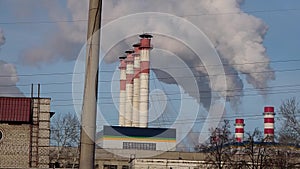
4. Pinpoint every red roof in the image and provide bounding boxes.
[0,97,32,123]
